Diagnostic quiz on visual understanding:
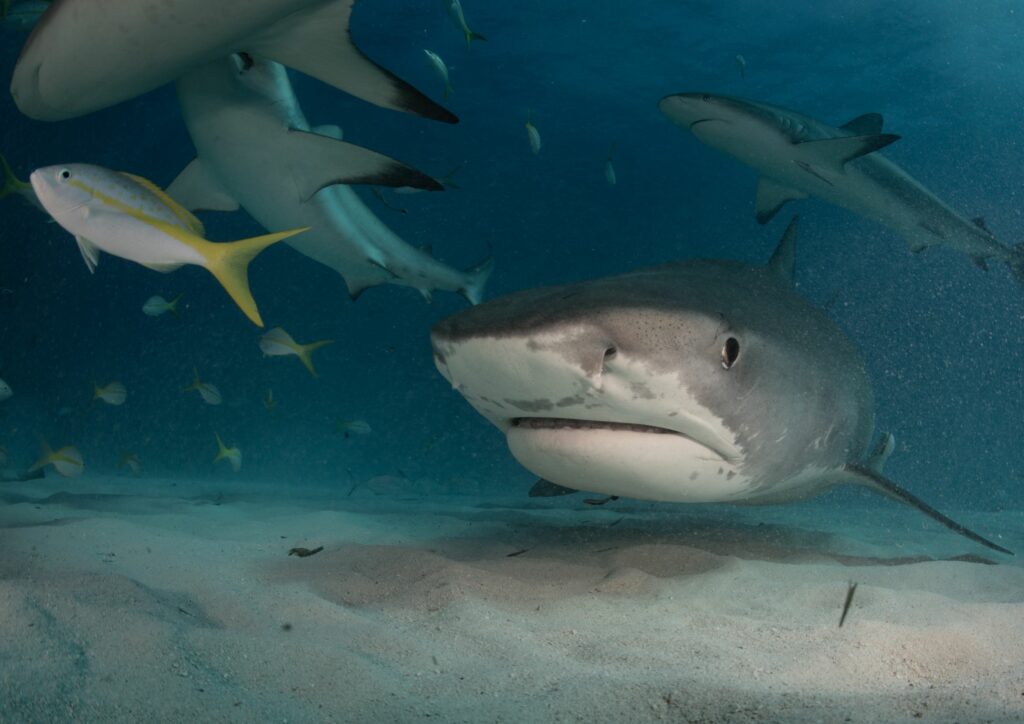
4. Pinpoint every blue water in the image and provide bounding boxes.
[0,0,1022,515]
